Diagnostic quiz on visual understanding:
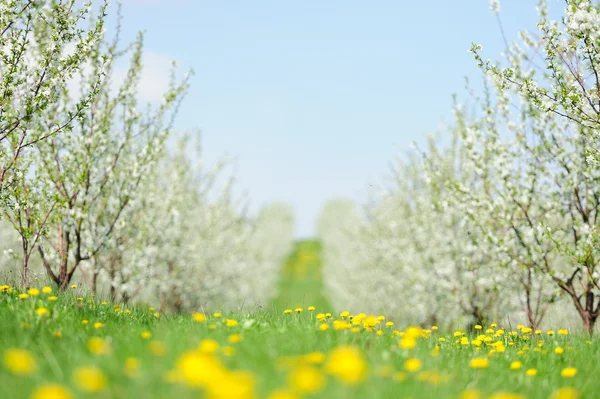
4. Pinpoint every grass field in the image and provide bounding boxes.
[0,241,598,399]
